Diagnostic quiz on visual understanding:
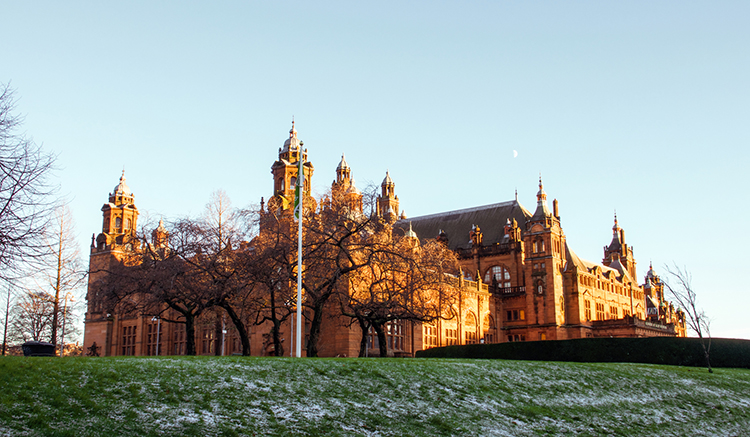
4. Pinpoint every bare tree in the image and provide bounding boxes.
[9,290,55,342]
[663,264,712,373]
[295,187,385,357]
[243,209,297,356]
[344,237,460,357]
[0,83,56,282]
[58,291,81,356]
[100,192,256,356]
[41,205,84,351]
[2,283,15,355]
